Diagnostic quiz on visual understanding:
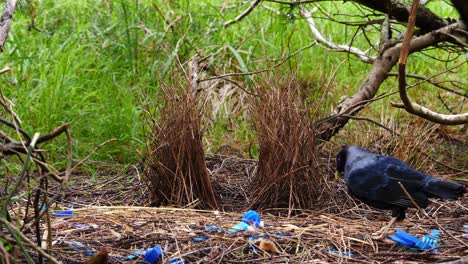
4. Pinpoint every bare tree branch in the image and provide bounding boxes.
[396,0,468,125]
[353,0,448,33]
[317,21,466,141]
[301,7,375,63]
[0,0,18,51]
[224,0,263,28]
